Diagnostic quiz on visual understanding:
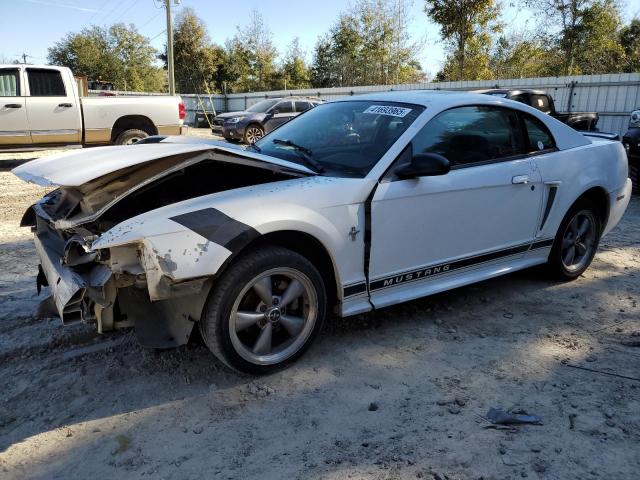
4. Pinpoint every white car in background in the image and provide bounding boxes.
[0,65,185,147]
[14,91,632,373]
